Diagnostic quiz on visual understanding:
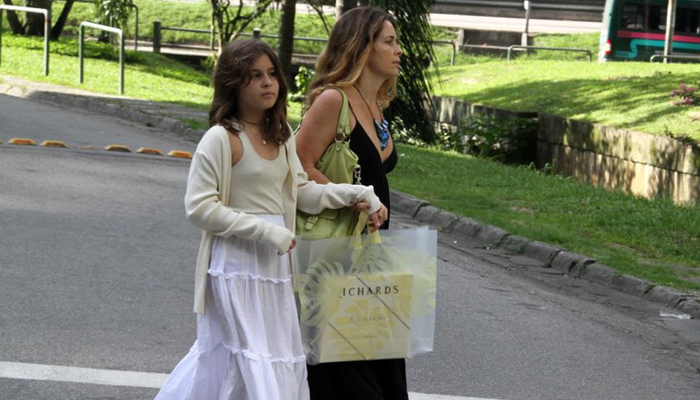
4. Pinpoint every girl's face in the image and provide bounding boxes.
[367,21,403,79]
[238,54,279,117]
